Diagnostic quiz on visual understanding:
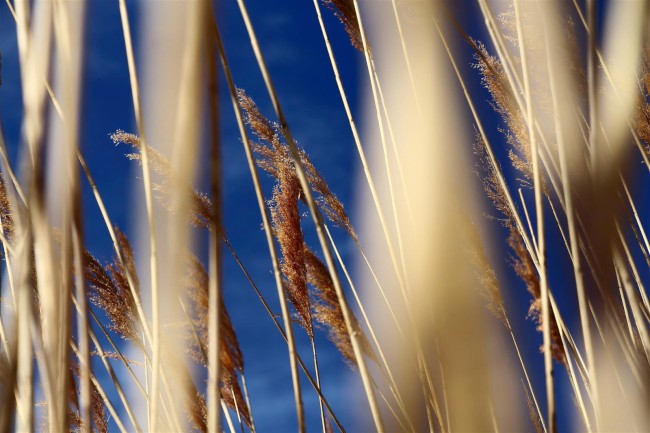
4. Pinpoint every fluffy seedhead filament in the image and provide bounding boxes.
[475,136,565,364]
[635,51,650,158]
[185,255,251,428]
[473,42,533,182]
[321,0,364,52]
[305,246,374,366]
[70,360,108,433]
[85,227,142,348]
[111,130,213,230]
[0,177,14,237]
